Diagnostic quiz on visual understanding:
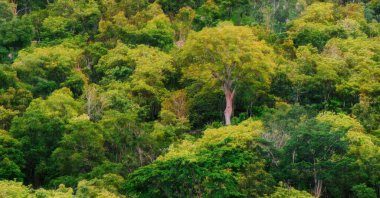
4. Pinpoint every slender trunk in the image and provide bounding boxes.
[314,179,322,198]
[223,84,234,125]
[313,158,322,197]
[137,146,144,166]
